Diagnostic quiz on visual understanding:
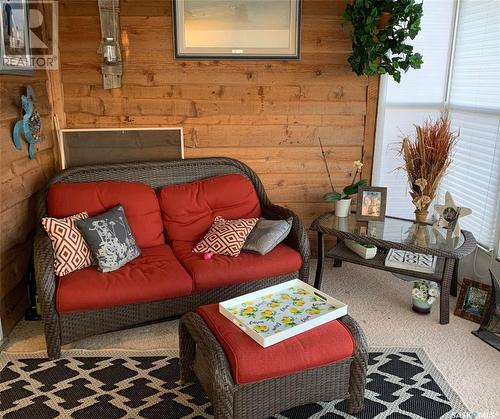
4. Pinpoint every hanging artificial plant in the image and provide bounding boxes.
[343,0,423,82]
